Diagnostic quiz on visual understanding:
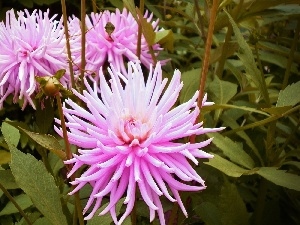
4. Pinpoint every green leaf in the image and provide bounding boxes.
[35,98,54,134]
[208,76,237,104]
[10,147,68,225]
[18,127,66,159]
[0,150,11,165]
[207,76,237,120]
[180,68,201,103]
[218,182,249,225]
[123,0,137,20]
[277,81,300,107]
[155,29,174,51]
[207,133,255,169]
[220,112,263,165]
[33,217,52,225]
[225,10,270,104]
[204,154,251,177]
[262,106,292,115]
[194,202,222,225]
[256,167,300,191]
[0,170,18,189]
[138,11,155,46]
[1,122,20,147]
[259,51,299,74]
[0,194,33,216]
[87,198,130,225]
